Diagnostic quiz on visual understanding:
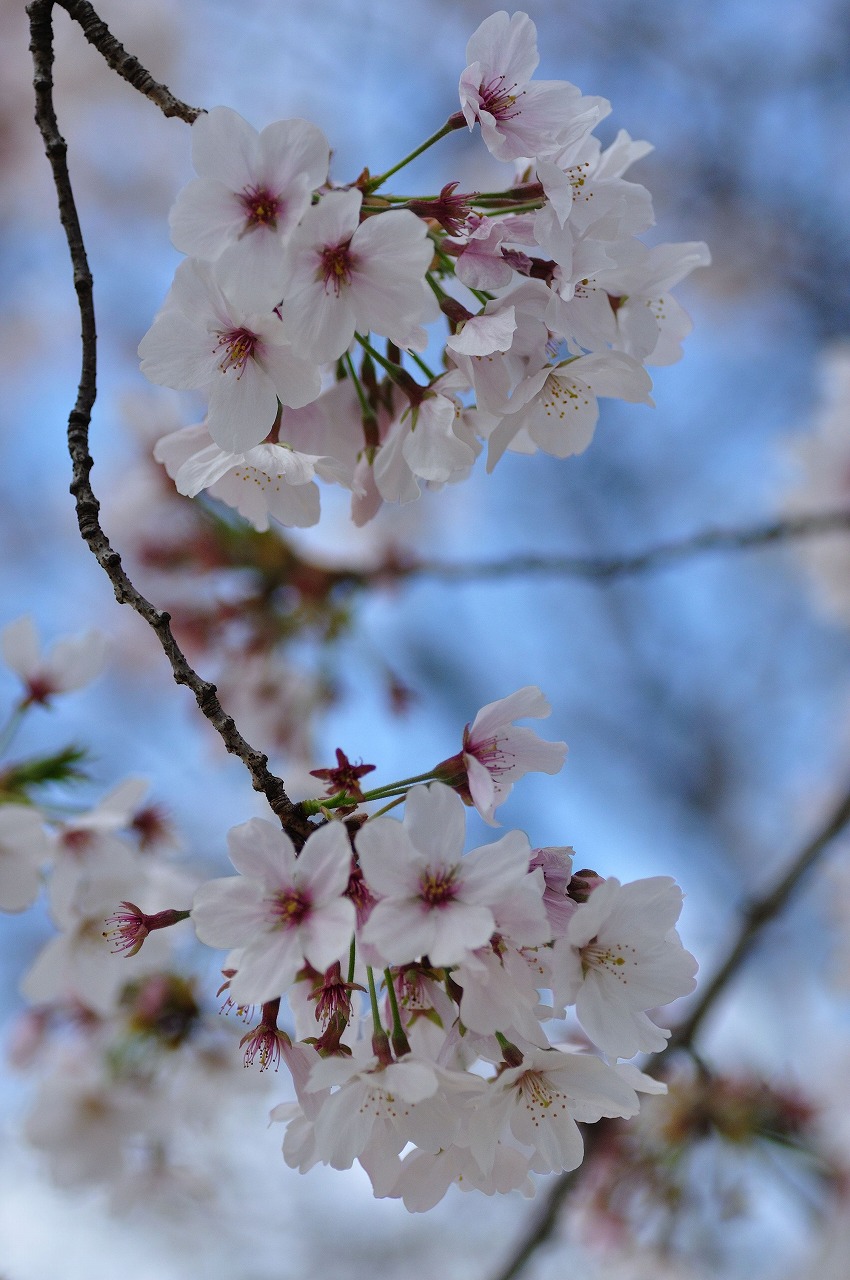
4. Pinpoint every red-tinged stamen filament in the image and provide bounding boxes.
[215,327,259,377]
[239,183,282,230]
[319,242,354,296]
